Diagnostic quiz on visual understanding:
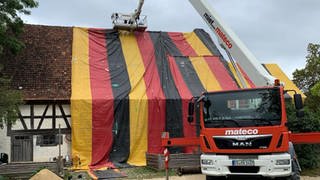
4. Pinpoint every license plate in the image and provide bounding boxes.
[232,159,255,166]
